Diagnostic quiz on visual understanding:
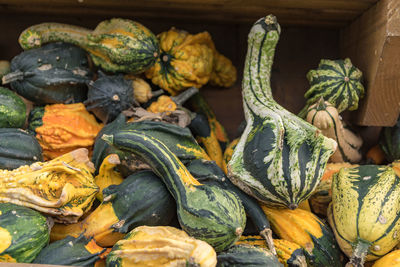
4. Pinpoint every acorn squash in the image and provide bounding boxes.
[2,42,92,104]
[19,19,160,74]
[227,15,336,209]
[0,87,26,128]
[106,226,217,267]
